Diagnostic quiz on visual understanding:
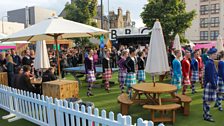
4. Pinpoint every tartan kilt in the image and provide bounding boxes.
[217,76,224,93]
[103,68,112,81]
[183,77,191,85]
[137,70,146,81]
[118,71,126,84]
[203,83,217,102]
[125,73,136,88]
[171,76,182,90]
[87,70,96,83]
[199,69,203,79]
[191,71,199,82]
